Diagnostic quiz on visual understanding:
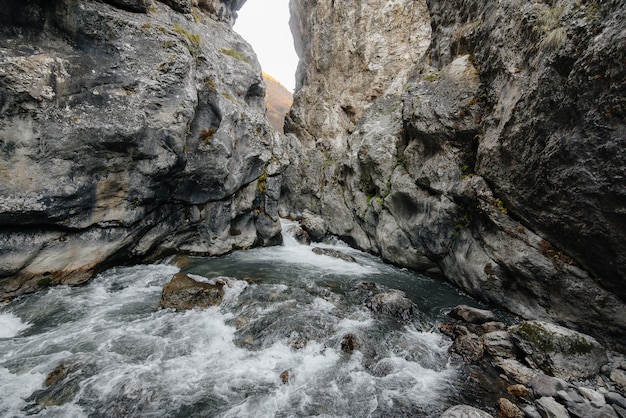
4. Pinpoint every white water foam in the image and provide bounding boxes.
[0,246,470,416]
[0,312,31,338]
